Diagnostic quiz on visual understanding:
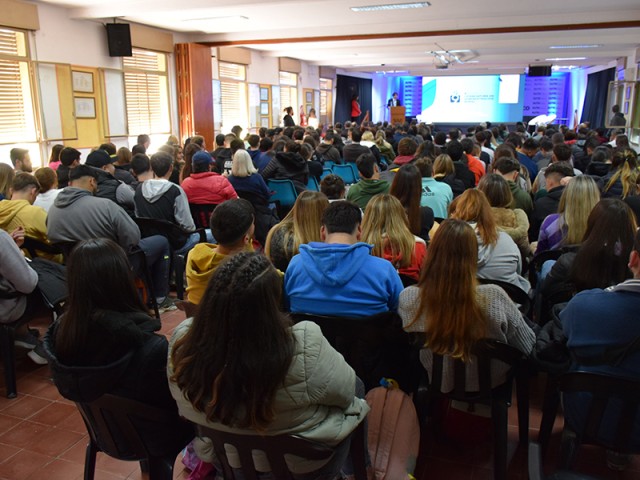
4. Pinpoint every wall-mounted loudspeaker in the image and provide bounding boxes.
[106,23,132,57]
[527,65,552,77]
